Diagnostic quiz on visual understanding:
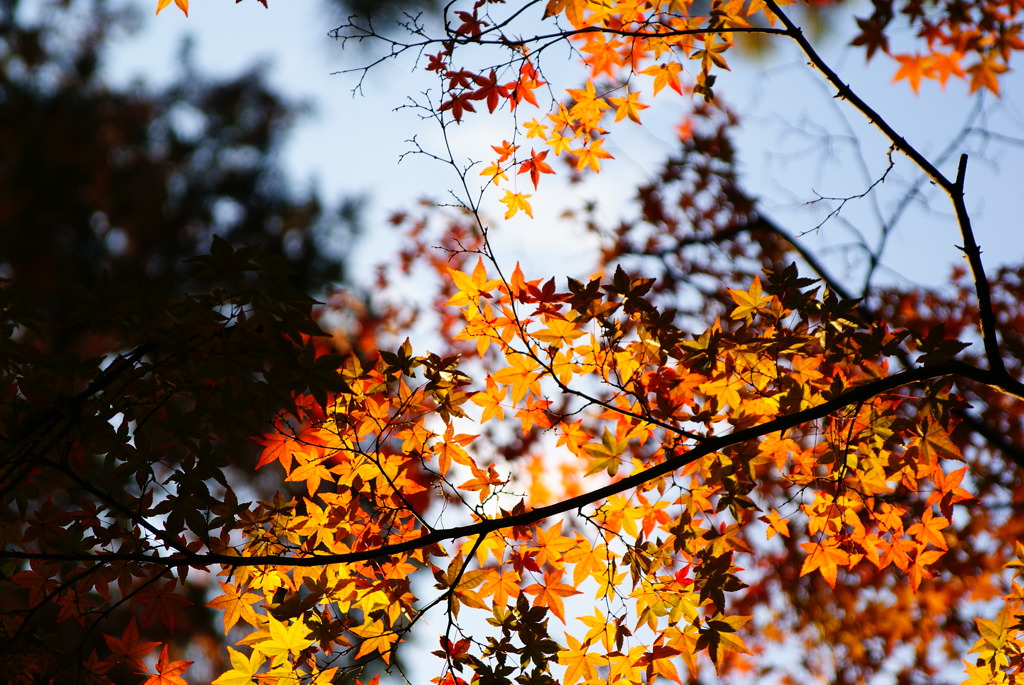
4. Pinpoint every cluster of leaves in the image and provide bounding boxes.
[7,0,1023,684]
[333,0,1022,227]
